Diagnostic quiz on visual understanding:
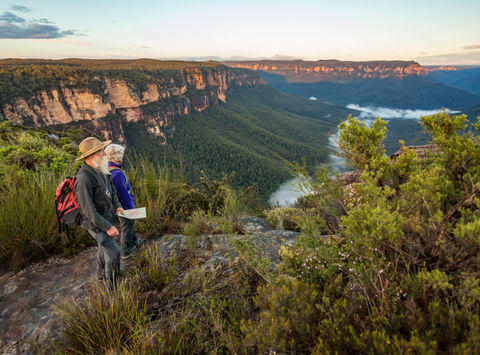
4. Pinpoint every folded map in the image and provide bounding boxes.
[118,207,147,219]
